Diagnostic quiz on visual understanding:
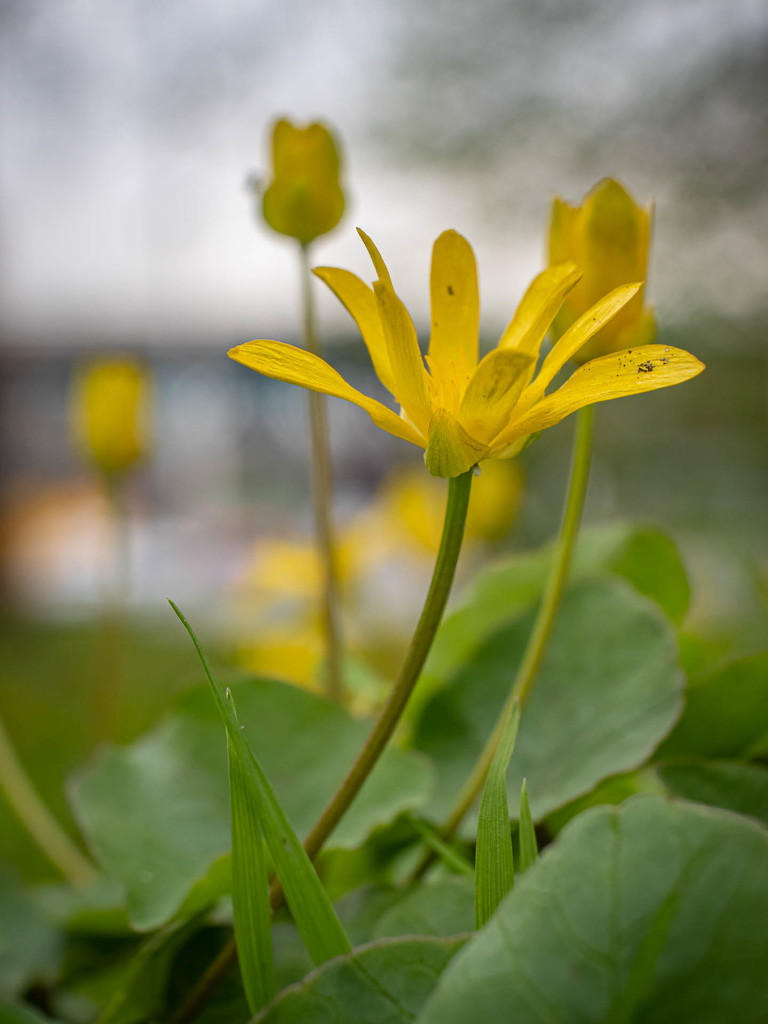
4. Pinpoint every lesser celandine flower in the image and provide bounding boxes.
[261,119,345,245]
[230,229,703,478]
[549,178,656,362]
[73,359,149,475]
